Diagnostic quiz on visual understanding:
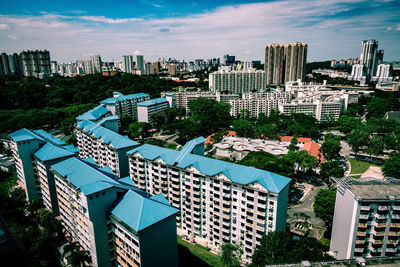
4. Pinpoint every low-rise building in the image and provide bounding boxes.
[330,177,400,259]
[137,98,171,123]
[127,137,291,263]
